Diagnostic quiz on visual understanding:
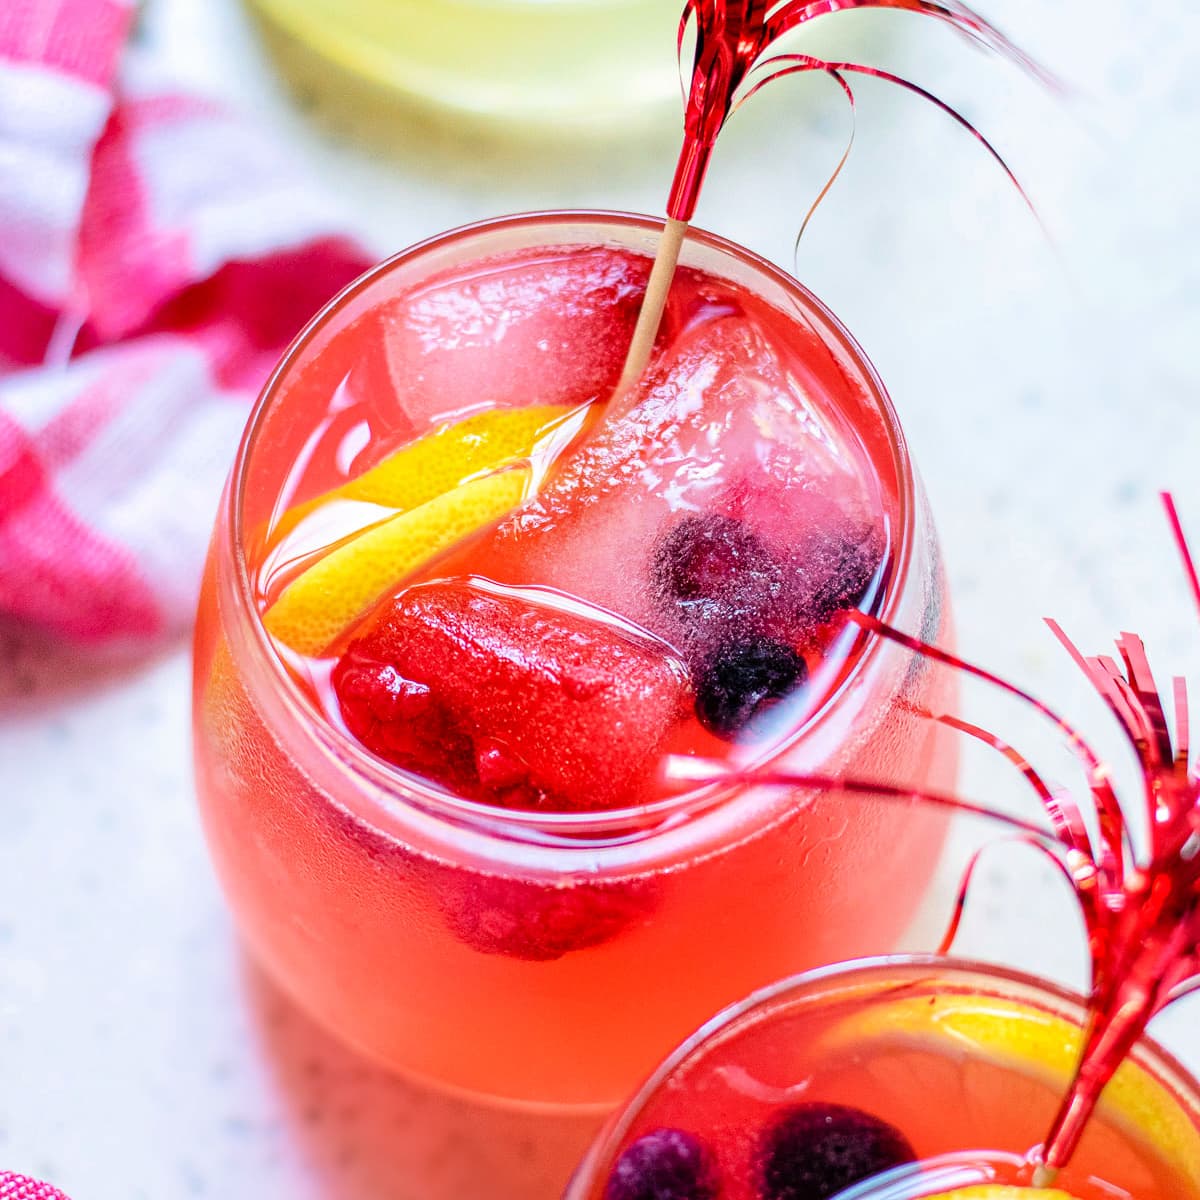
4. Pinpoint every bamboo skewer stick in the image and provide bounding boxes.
[1031,1164,1059,1189]
[611,217,689,413]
